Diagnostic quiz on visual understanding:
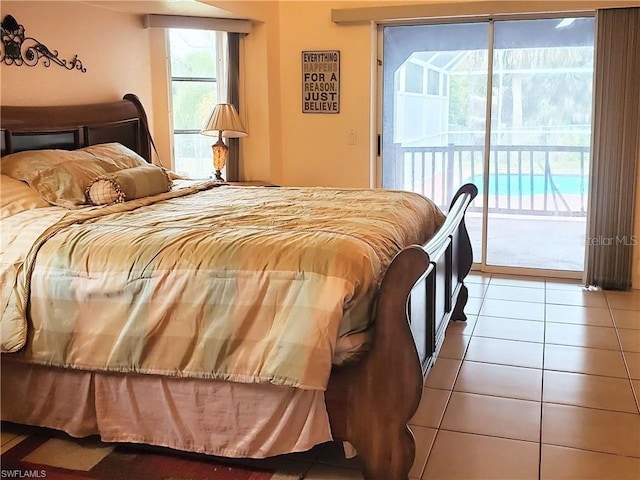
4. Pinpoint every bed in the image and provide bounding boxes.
[0,94,477,479]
